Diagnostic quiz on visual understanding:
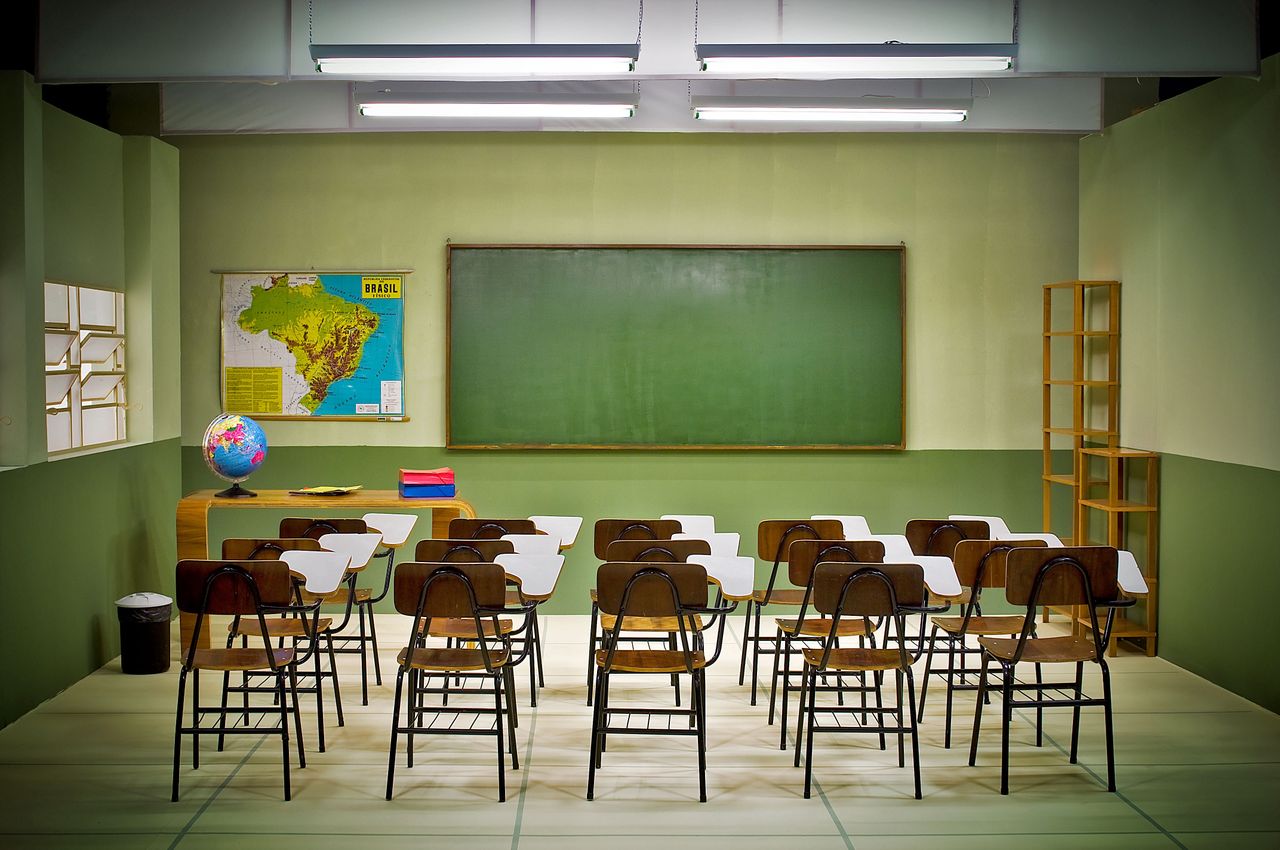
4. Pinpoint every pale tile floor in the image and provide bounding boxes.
[1,614,1278,849]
